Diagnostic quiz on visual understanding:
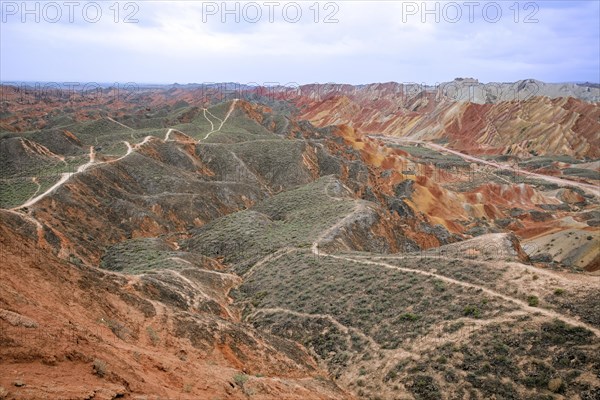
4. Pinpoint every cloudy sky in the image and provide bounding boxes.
[1,1,599,84]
